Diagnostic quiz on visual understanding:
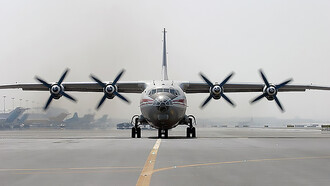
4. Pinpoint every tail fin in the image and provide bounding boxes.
[18,113,29,124]
[162,28,168,80]
[72,112,78,119]
[6,107,26,123]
